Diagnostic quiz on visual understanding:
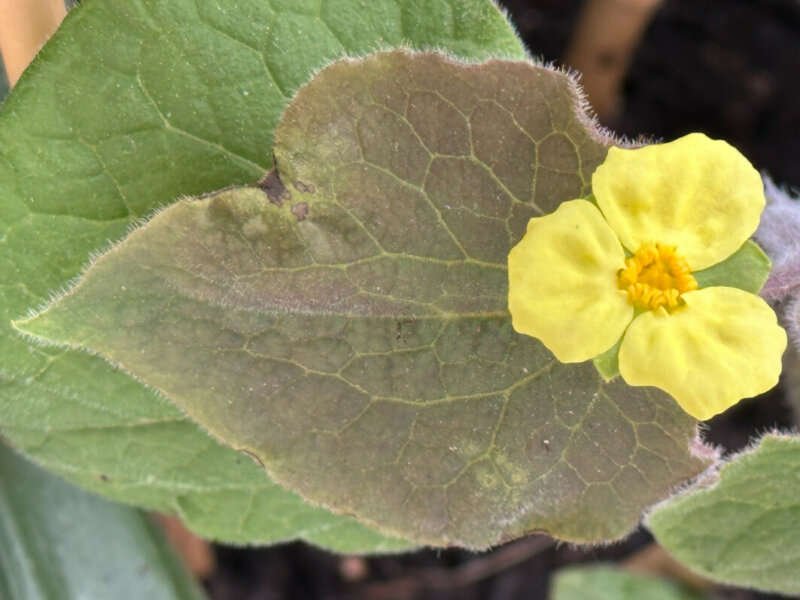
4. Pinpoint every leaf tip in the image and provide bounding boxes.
[10,303,69,350]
